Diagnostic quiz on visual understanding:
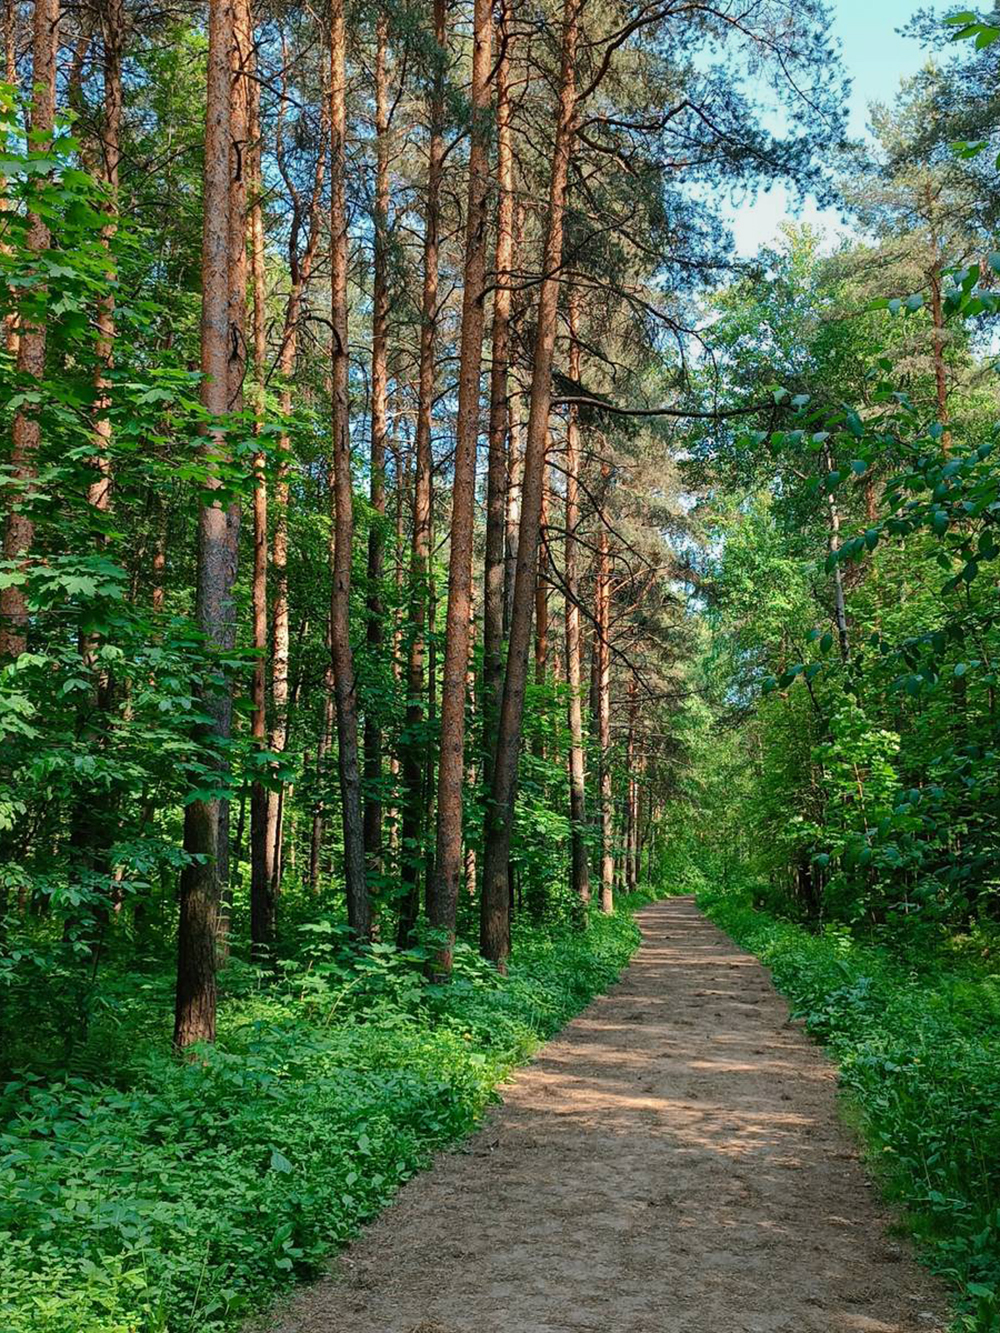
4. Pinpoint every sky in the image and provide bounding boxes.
[728,0,946,256]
